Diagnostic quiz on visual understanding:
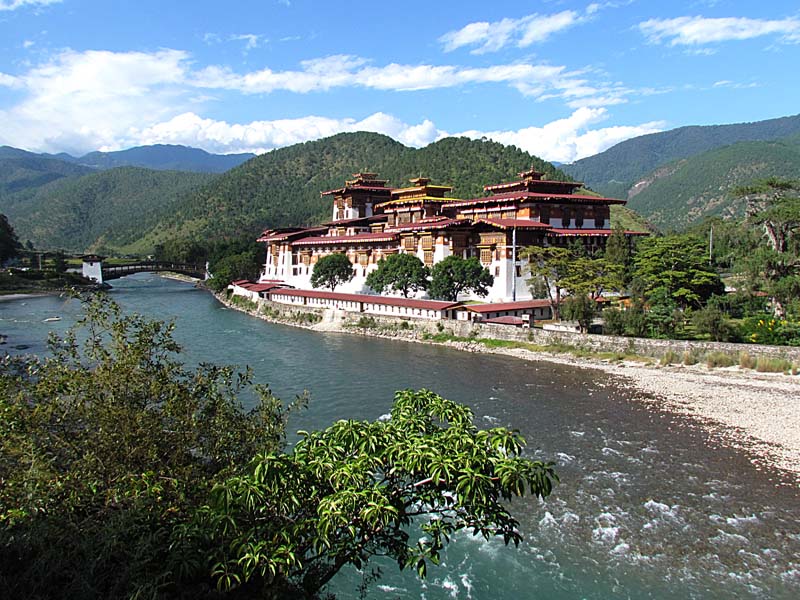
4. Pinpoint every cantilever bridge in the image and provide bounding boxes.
[81,256,207,284]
